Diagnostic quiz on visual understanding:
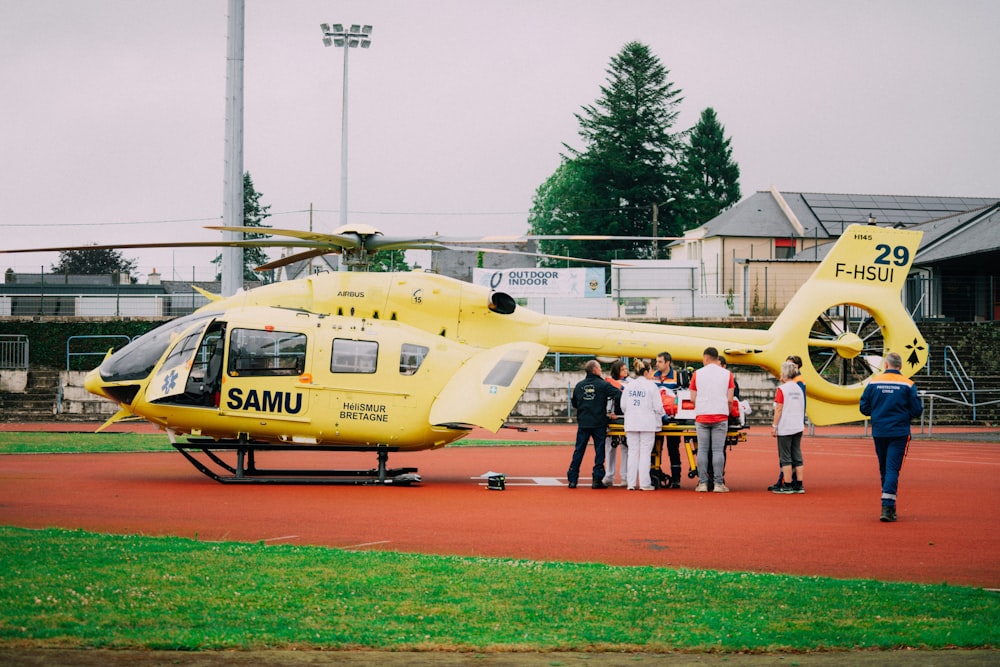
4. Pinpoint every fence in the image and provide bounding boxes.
[0,334,29,369]
[0,293,211,318]
[66,335,134,371]
[917,389,1000,435]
